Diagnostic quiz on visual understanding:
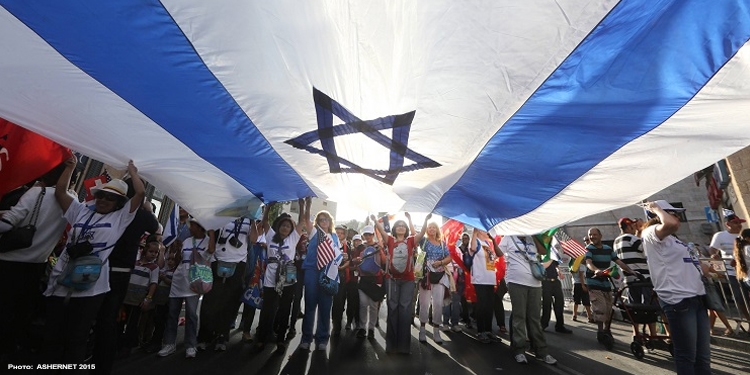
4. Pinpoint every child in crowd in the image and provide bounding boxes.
[122,241,160,351]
